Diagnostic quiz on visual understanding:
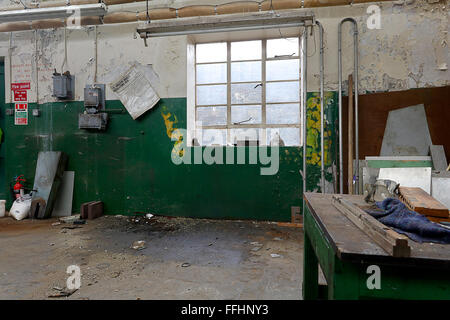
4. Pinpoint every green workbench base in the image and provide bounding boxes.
[302,205,450,300]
